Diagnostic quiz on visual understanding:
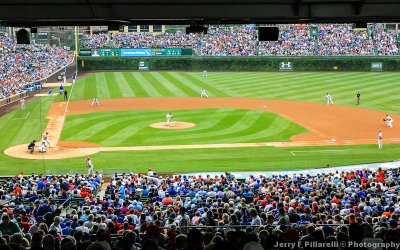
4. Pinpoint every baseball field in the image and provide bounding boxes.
[1,71,400,175]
